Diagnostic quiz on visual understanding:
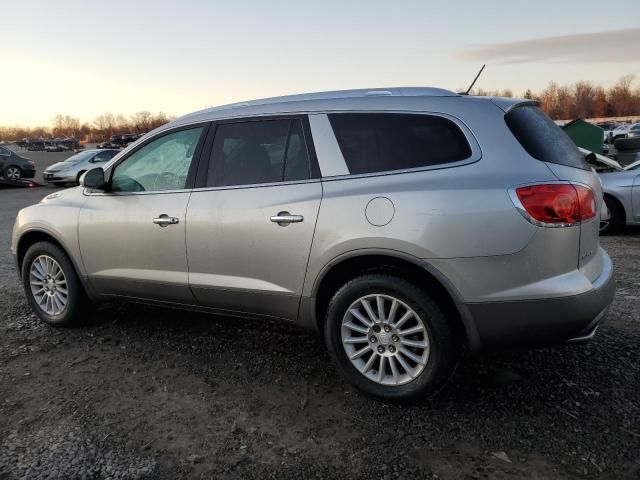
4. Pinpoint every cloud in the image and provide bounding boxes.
[463,28,640,64]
